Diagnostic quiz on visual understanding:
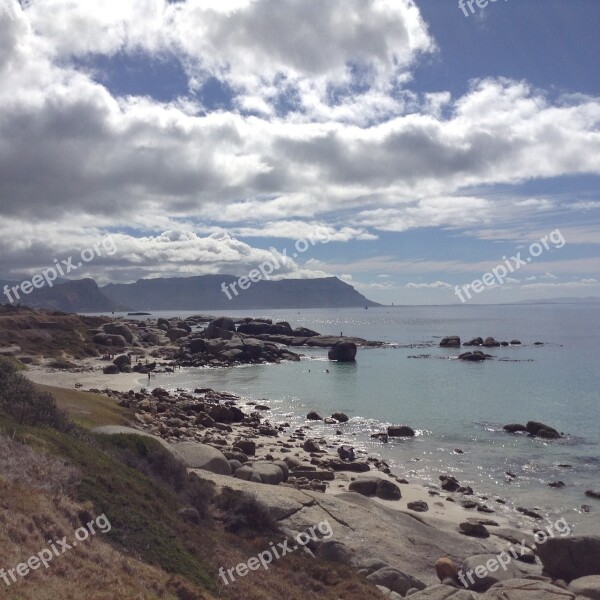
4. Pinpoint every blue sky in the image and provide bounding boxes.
[0,0,598,304]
